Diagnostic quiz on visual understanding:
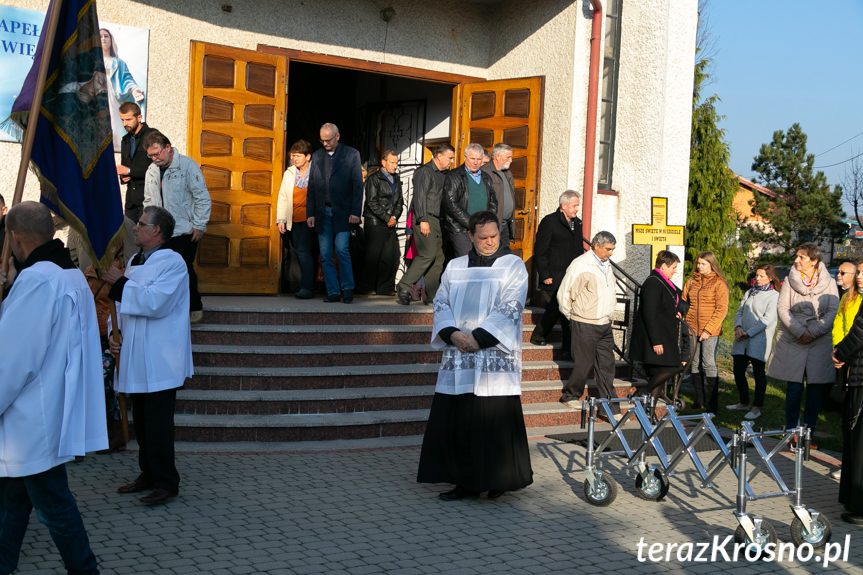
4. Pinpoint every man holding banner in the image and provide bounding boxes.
[0,201,106,575]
